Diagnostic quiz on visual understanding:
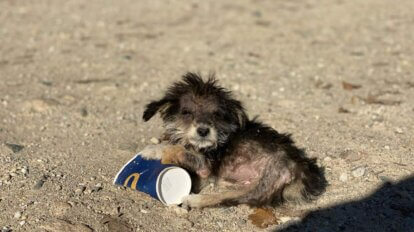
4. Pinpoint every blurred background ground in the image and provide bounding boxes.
[0,0,413,231]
